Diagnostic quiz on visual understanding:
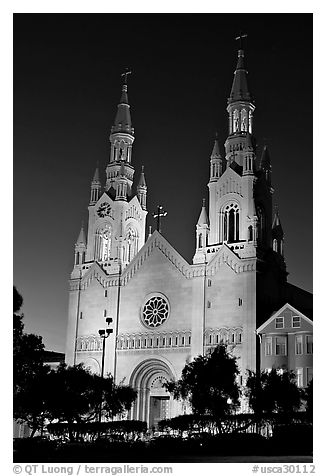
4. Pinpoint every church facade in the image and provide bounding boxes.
[65,48,289,426]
